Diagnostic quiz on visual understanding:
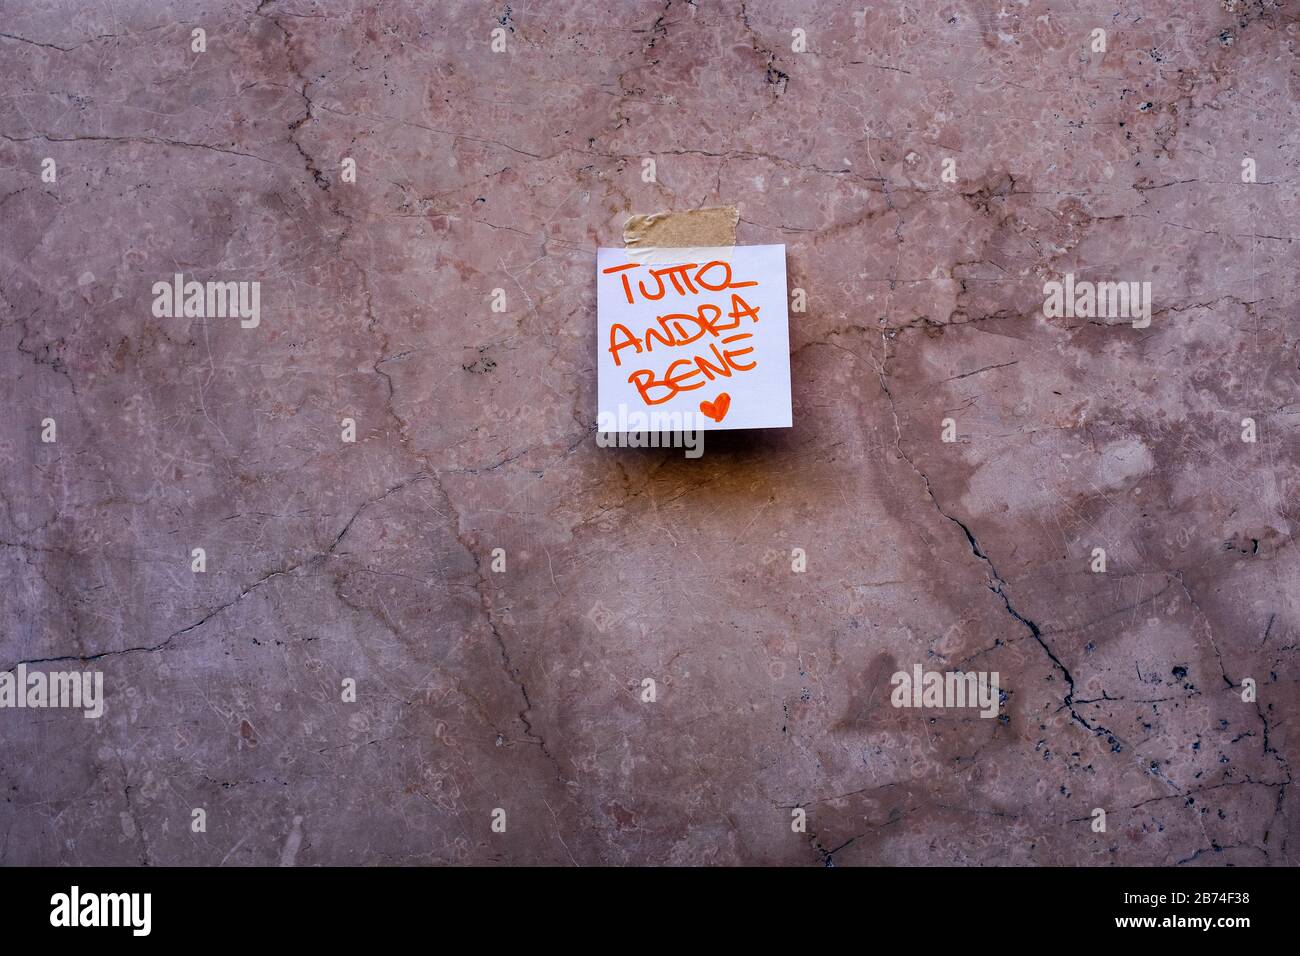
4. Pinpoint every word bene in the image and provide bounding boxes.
[602,259,761,405]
